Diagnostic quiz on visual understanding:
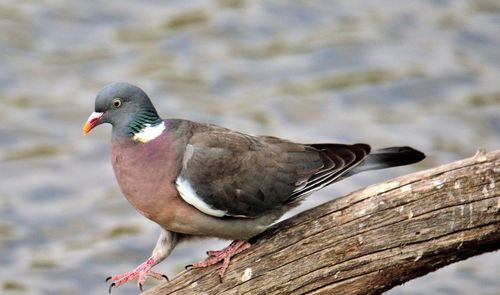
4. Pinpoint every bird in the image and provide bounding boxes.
[82,82,425,293]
